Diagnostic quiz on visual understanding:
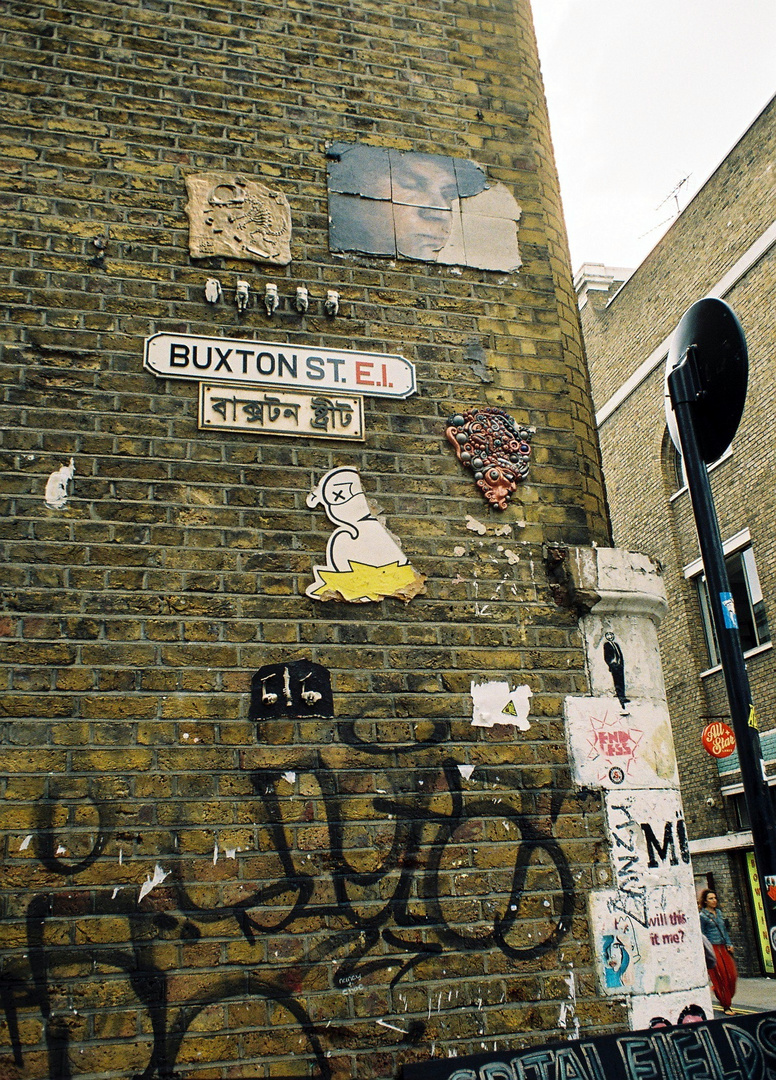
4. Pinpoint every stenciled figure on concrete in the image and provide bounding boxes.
[603,631,630,710]
[305,466,426,603]
[326,144,522,271]
[185,172,292,265]
[445,407,532,510]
